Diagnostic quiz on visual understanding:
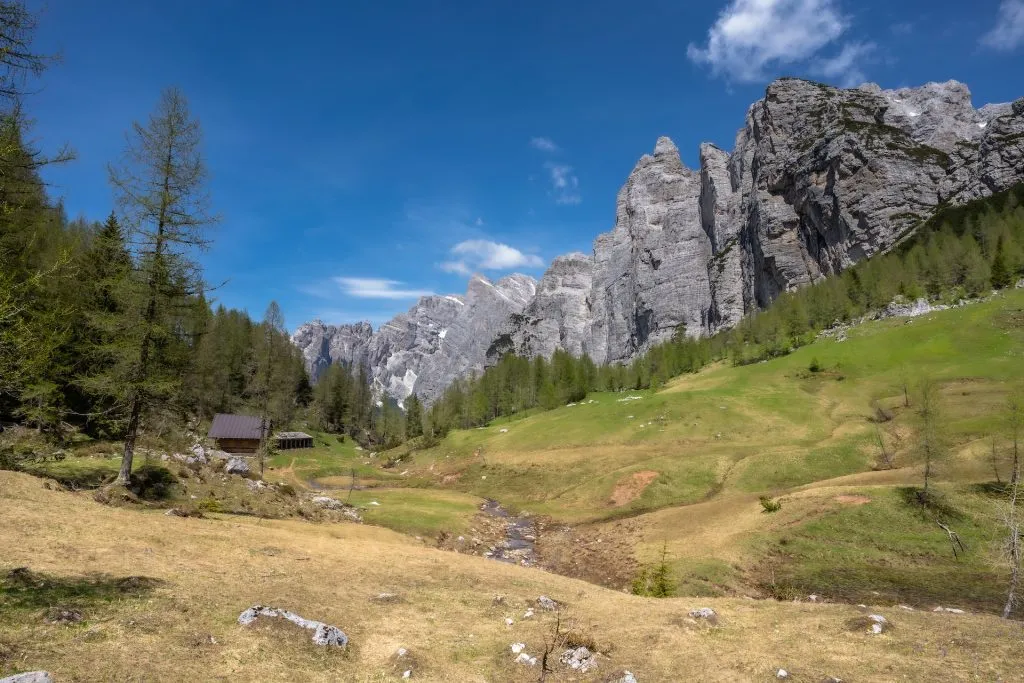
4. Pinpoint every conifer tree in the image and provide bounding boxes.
[105,87,217,485]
